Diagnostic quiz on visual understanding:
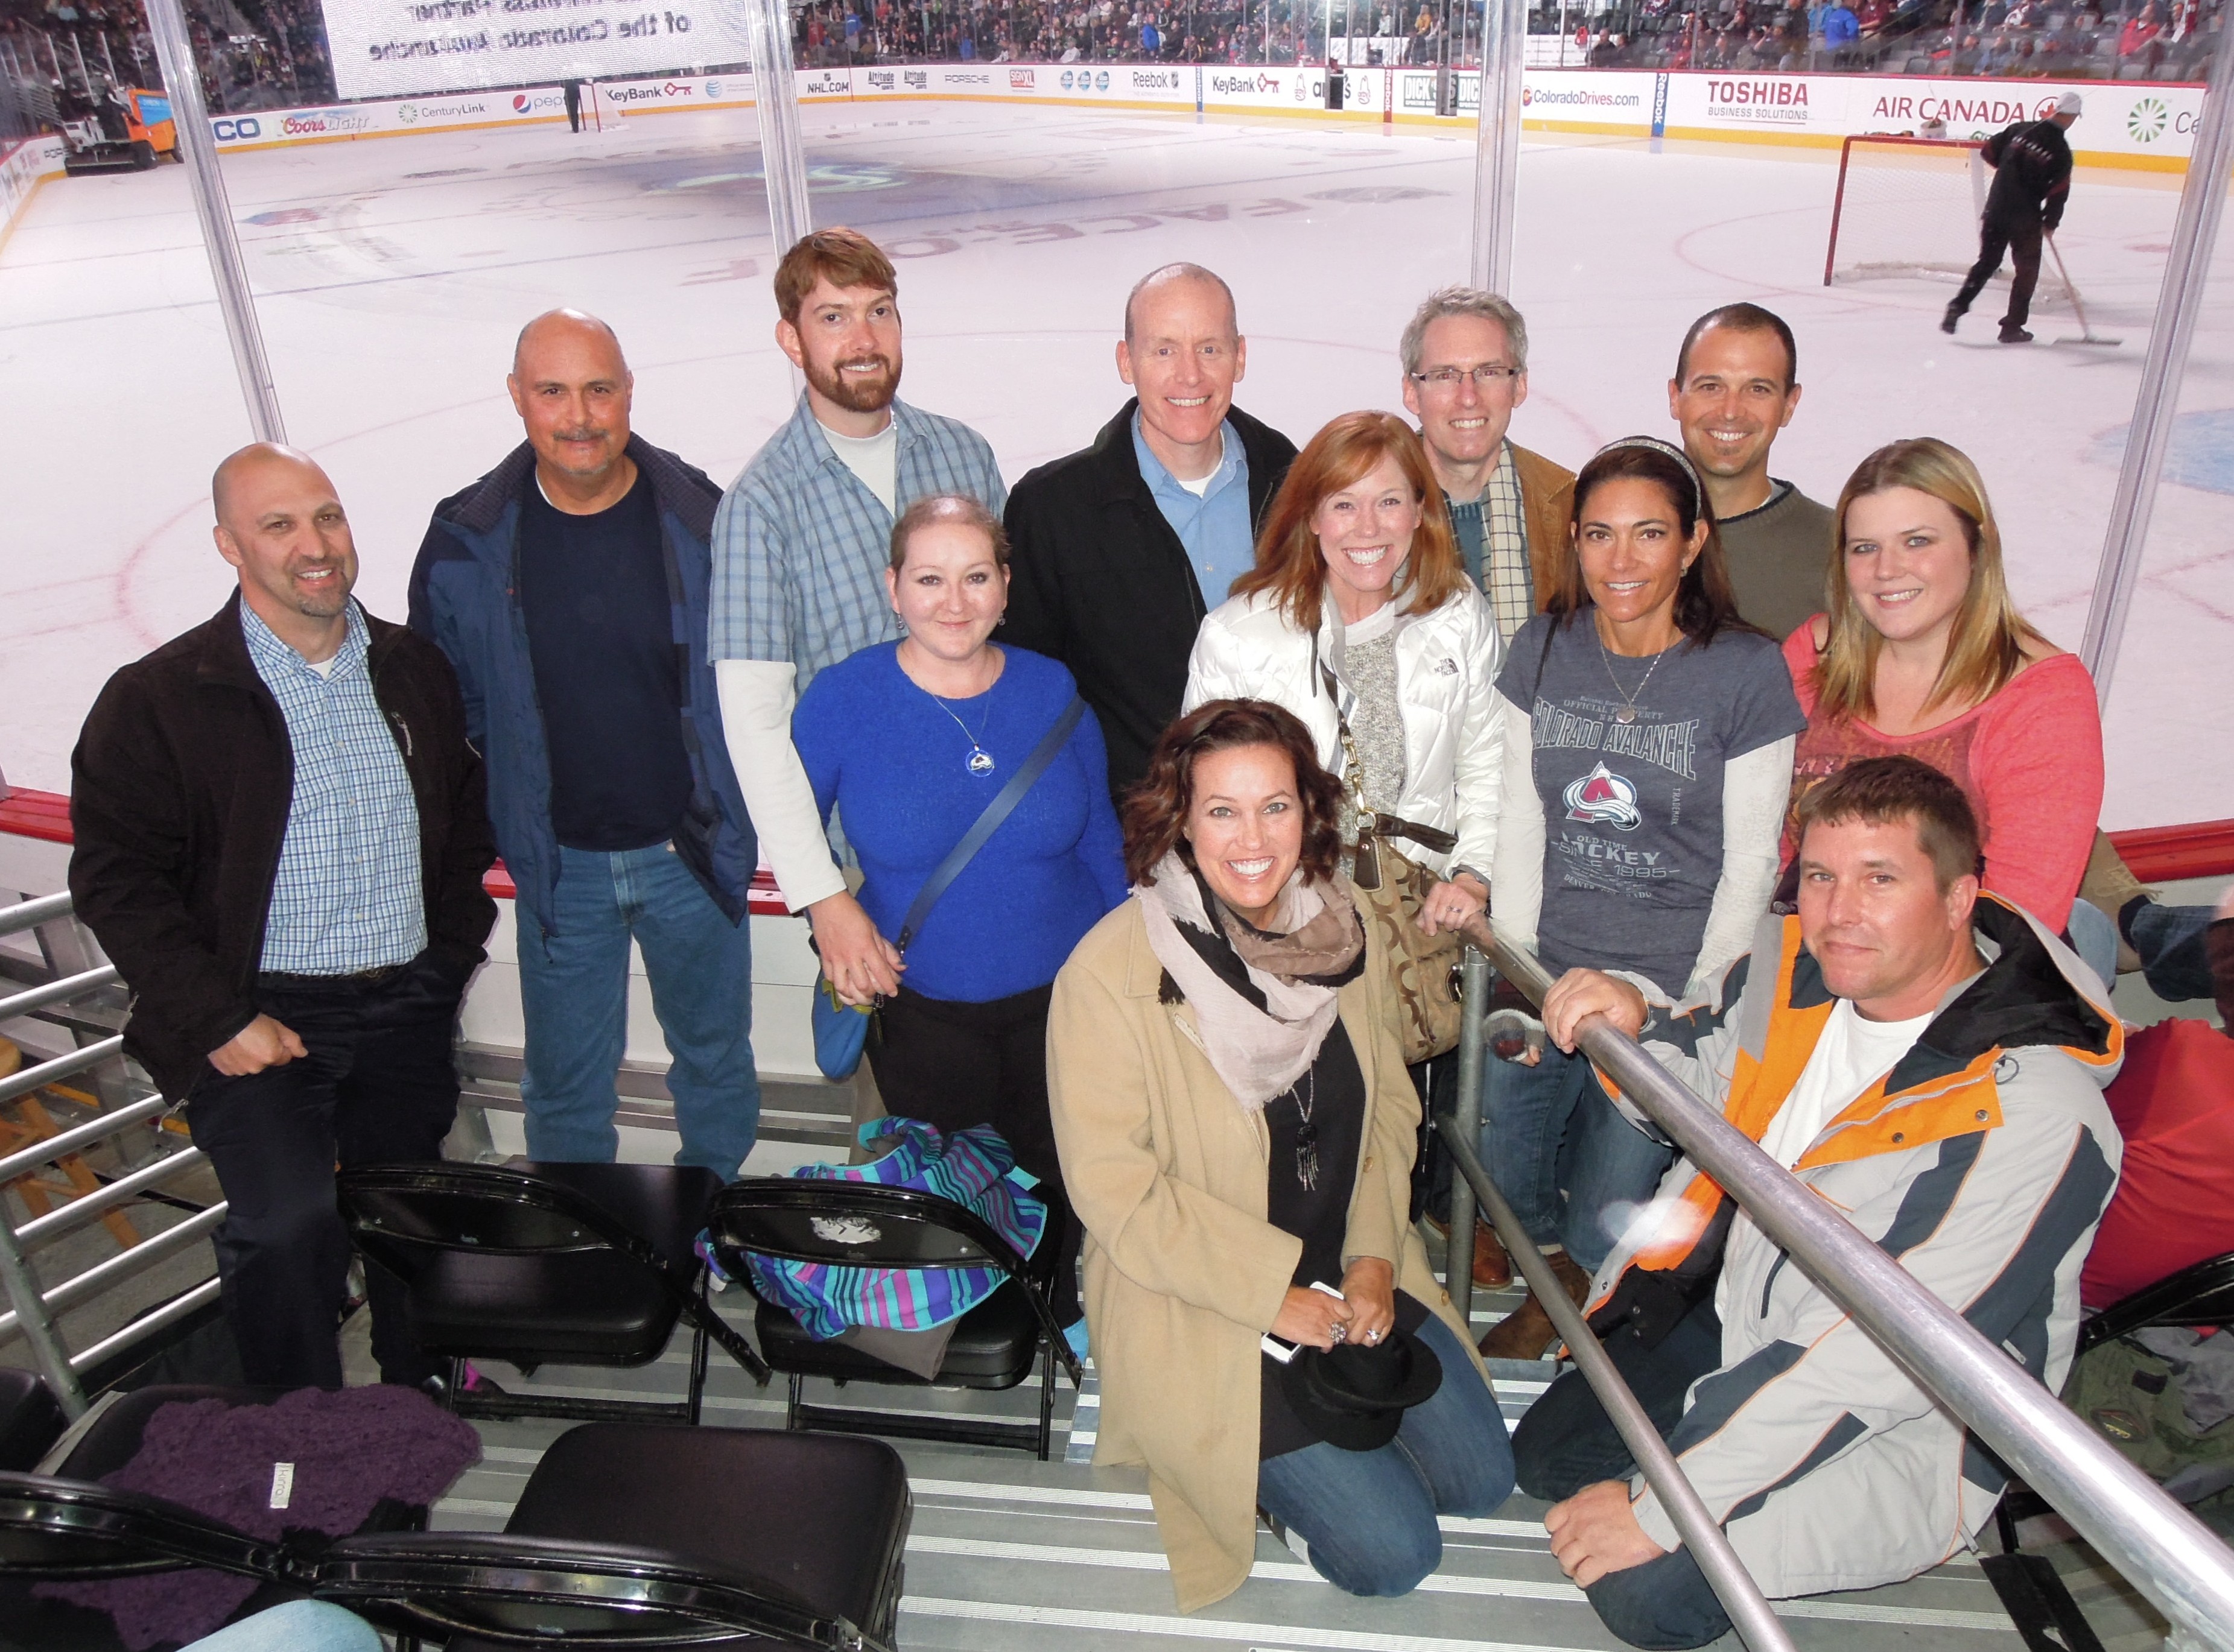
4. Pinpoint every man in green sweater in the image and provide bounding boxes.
[1668,303,1836,641]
